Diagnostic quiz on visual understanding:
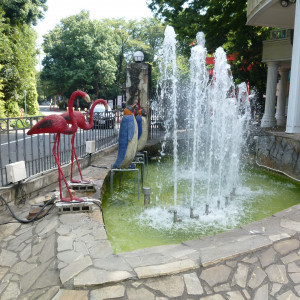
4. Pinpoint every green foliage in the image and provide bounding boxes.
[103,17,165,98]
[147,0,271,105]
[0,101,5,118]
[23,78,39,115]
[41,13,166,100]
[0,65,4,118]
[0,20,39,116]
[0,3,41,117]
[5,100,19,116]
[1,0,47,26]
[41,11,119,99]
[9,119,30,129]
